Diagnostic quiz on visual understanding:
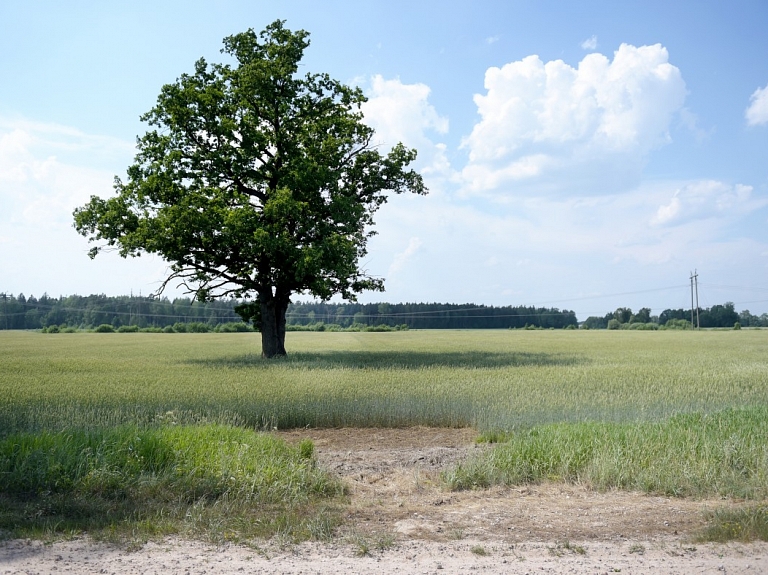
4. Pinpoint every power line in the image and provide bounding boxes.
[699,283,768,293]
